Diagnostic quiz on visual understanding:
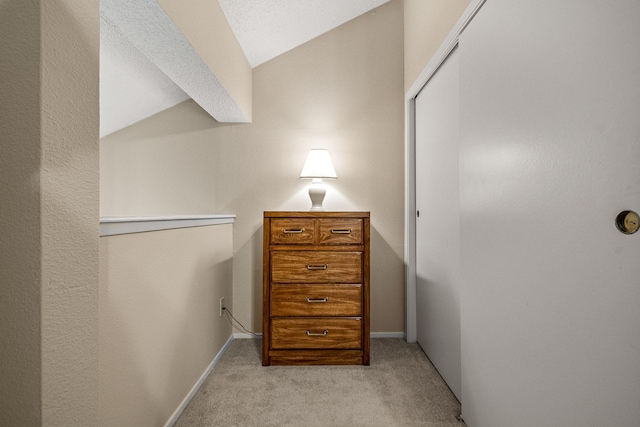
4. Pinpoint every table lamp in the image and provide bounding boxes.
[299,149,337,211]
